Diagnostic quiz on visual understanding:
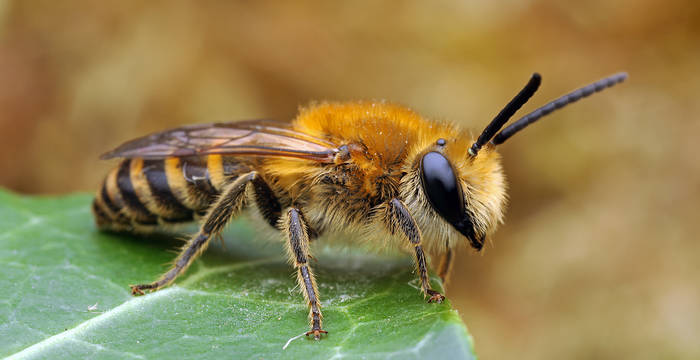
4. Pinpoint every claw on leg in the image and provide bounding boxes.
[130,283,157,296]
[305,329,328,340]
[426,289,445,303]
[130,285,145,296]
